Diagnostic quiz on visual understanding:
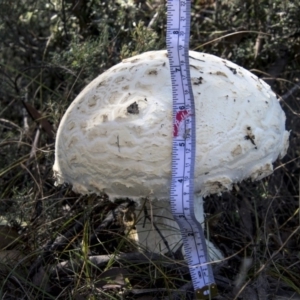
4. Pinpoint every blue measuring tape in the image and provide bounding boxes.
[166,1,217,298]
